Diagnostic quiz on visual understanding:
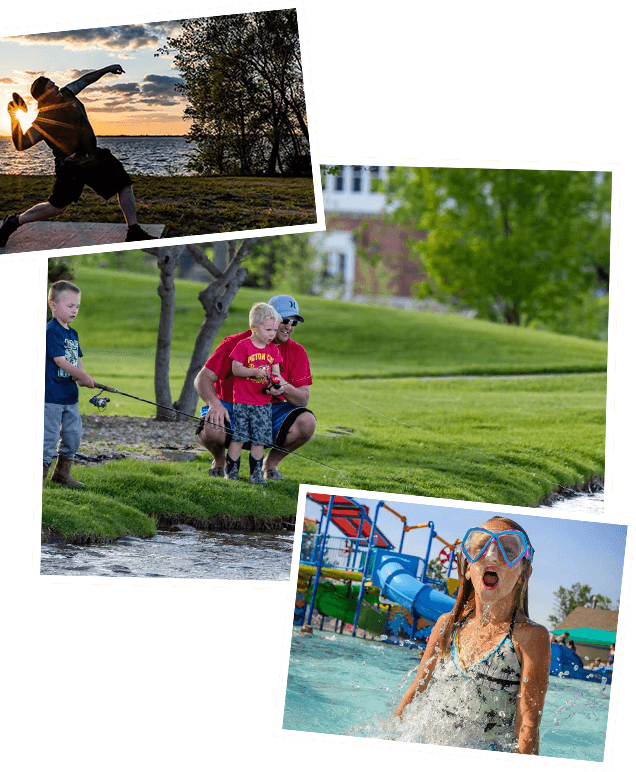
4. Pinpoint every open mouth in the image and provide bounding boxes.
[483,570,499,589]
